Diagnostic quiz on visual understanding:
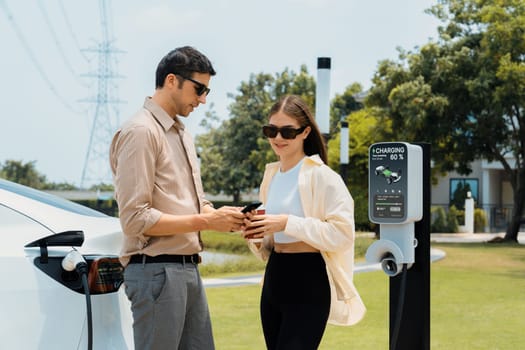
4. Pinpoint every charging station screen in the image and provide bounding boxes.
[373,193,405,219]
[369,143,408,223]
